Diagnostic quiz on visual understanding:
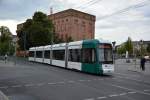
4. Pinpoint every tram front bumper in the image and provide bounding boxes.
[102,64,114,74]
